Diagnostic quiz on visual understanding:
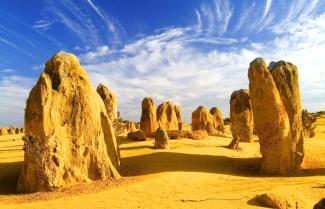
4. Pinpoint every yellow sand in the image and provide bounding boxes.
[0,116,325,209]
